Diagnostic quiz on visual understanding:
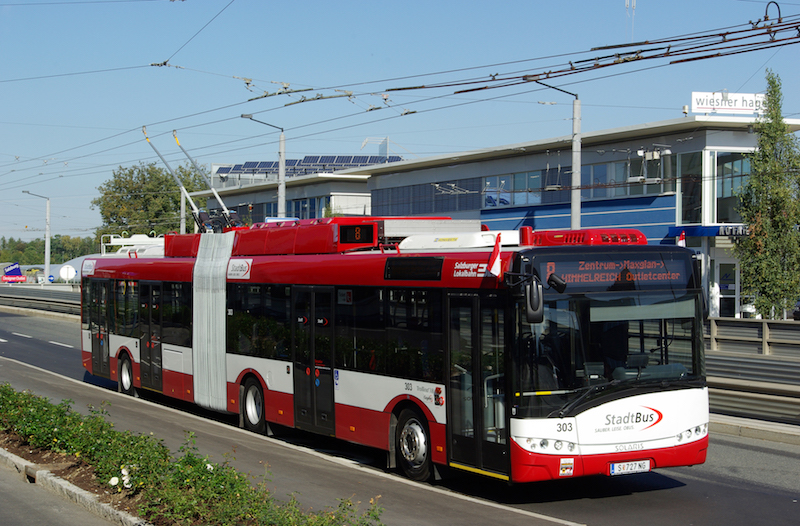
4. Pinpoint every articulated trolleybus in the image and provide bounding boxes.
[81,217,708,483]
